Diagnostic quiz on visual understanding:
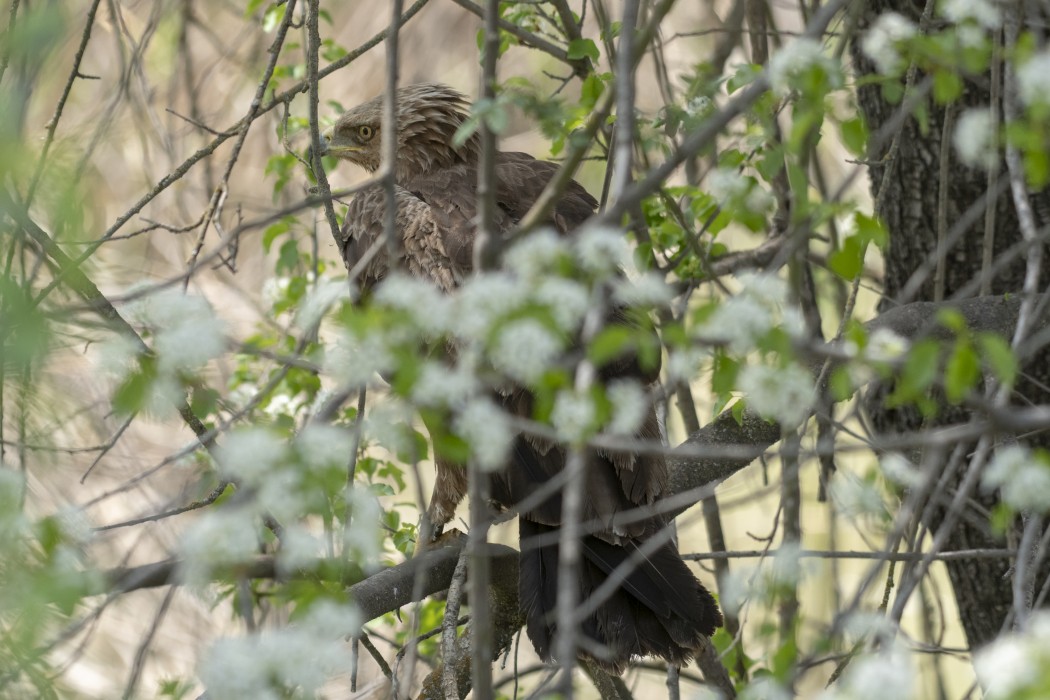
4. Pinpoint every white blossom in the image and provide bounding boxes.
[972,612,1050,697]
[131,290,226,373]
[575,226,631,275]
[943,0,1002,29]
[411,361,480,407]
[982,445,1050,512]
[768,38,839,95]
[821,646,914,700]
[179,509,260,586]
[325,330,395,387]
[141,373,184,420]
[740,676,793,700]
[55,507,94,546]
[607,379,649,435]
[686,95,714,118]
[666,346,708,384]
[865,327,910,363]
[94,334,141,378]
[880,452,923,488]
[746,185,776,214]
[505,229,568,279]
[956,23,987,48]
[295,424,353,473]
[455,398,514,471]
[364,399,418,458]
[229,383,259,409]
[861,12,917,75]
[698,271,803,352]
[829,470,888,519]
[771,540,805,587]
[198,601,360,698]
[300,599,364,639]
[700,295,774,352]
[953,108,998,170]
[373,273,453,335]
[552,390,597,443]
[707,167,750,202]
[261,392,296,419]
[296,278,348,329]
[718,566,754,616]
[455,272,529,340]
[492,319,563,385]
[613,272,675,307]
[840,611,898,642]
[1017,52,1050,107]
[216,427,287,485]
[974,635,1037,698]
[277,525,322,575]
[154,313,227,373]
[738,270,791,305]
[738,362,814,428]
[534,277,591,331]
[782,306,808,339]
[262,276,291,307]
[344,487,384,568]
[255,468,307,522]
